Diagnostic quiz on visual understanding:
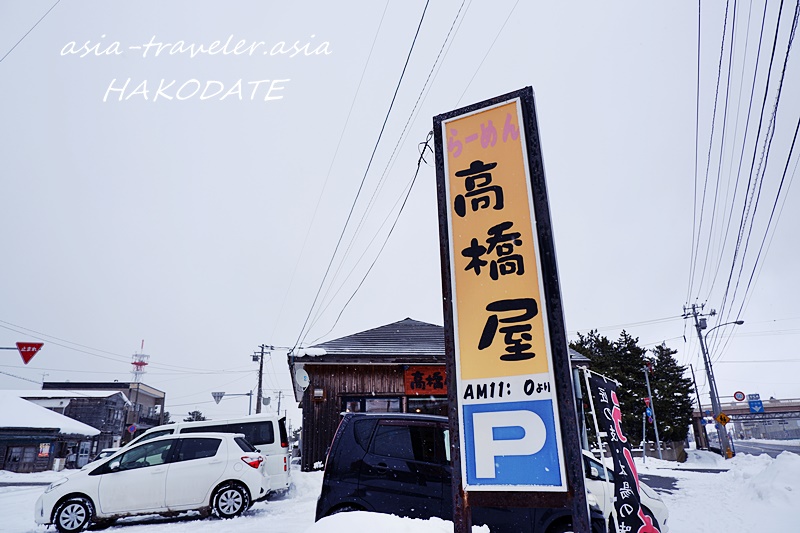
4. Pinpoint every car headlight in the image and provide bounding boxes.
[45,478,68,493]
[639,482,662,502]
